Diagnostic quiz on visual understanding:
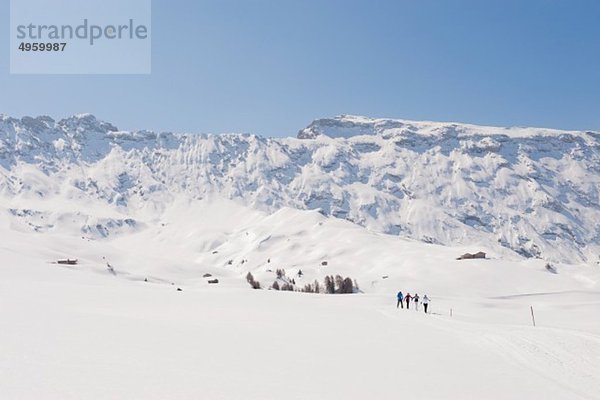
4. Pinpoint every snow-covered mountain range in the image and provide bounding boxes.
[1,113,598,264]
